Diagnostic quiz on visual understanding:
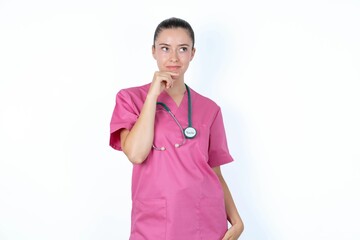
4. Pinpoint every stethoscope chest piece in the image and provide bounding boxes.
[184,126,197,139]
[153,84,197,150]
